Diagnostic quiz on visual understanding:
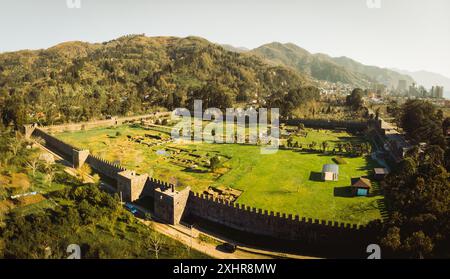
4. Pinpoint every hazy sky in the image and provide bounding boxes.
[1,0,450,78]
